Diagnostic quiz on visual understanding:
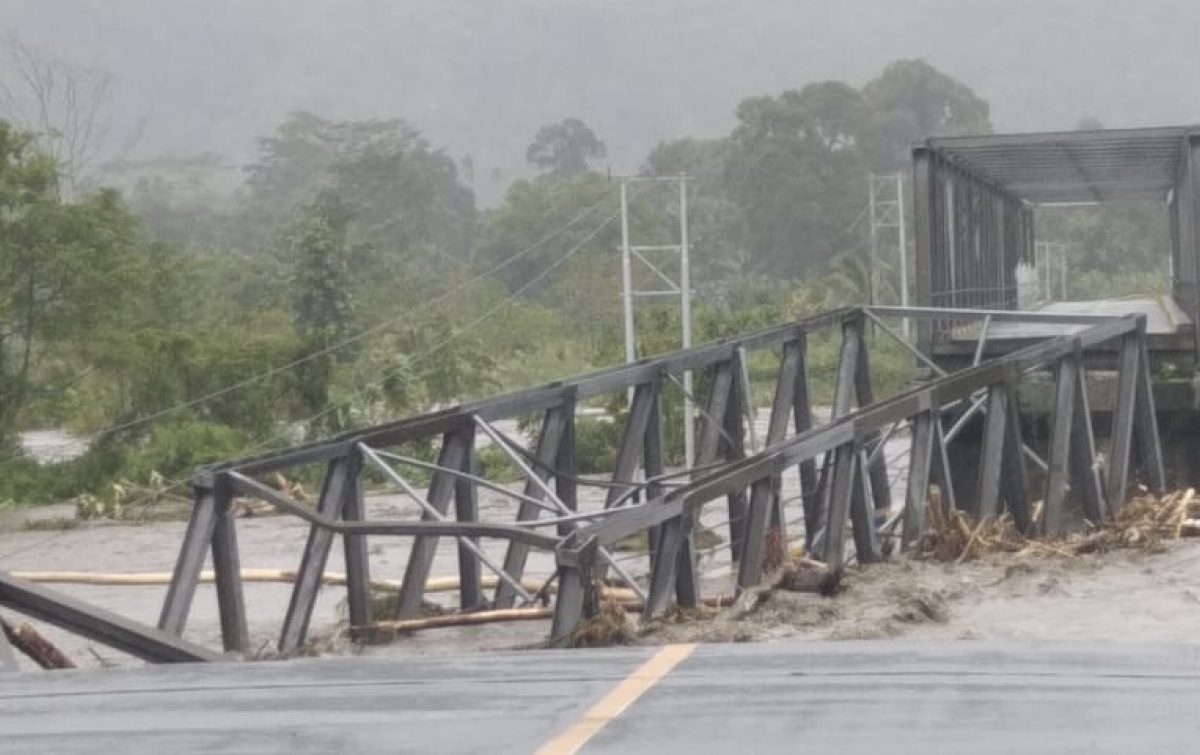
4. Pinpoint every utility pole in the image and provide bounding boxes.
[1034,240,1068,302]
[867,176,878,308]
[619,181,636,406]
[869,172,909,336]
[1059,243,1068,300]
[617,174,696,468]
[678,177,695,470]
